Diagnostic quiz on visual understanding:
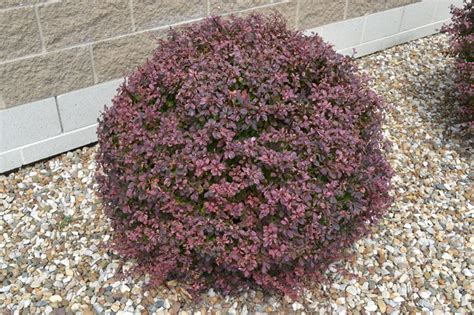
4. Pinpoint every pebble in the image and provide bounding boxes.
[149,299,165,312]
[111,302,121,312]
[49,295,62,303]
[346,286,358,295]
[93,304,104,313]
[120,284,130,293]
[365,299,377,312]
[378,299,387,313]
[292,302,304,311]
